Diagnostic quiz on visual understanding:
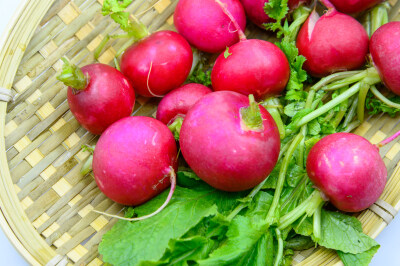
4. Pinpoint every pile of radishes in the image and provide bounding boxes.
[57,0,400,264]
